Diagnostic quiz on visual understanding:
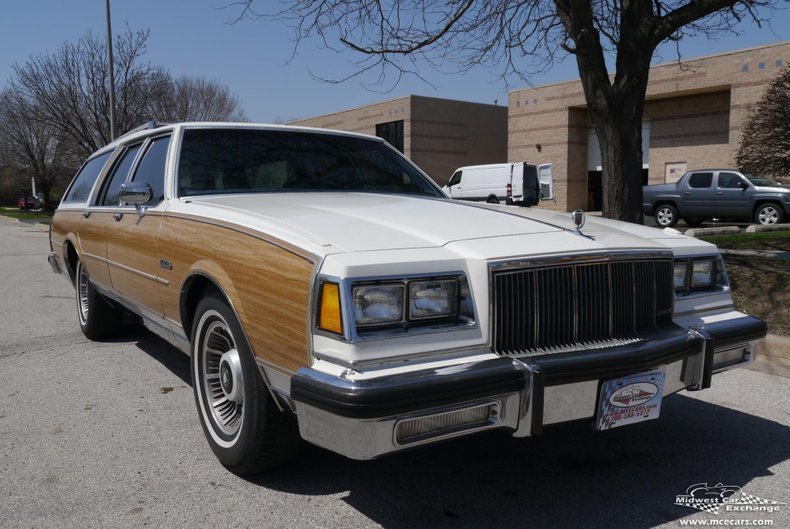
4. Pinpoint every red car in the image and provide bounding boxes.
[17,196,38,210]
